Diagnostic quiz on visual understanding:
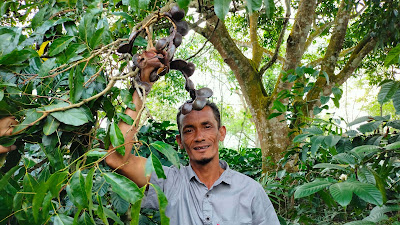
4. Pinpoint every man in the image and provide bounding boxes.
[105,72,280,224]
[0,74,280,224]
